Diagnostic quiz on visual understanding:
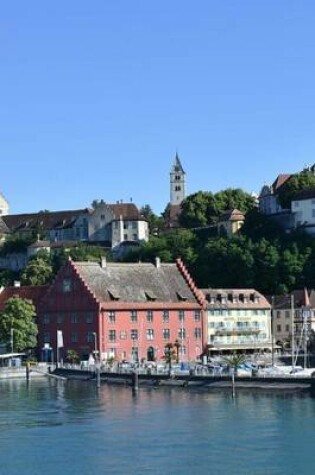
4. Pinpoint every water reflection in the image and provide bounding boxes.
[0,379,315,474]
